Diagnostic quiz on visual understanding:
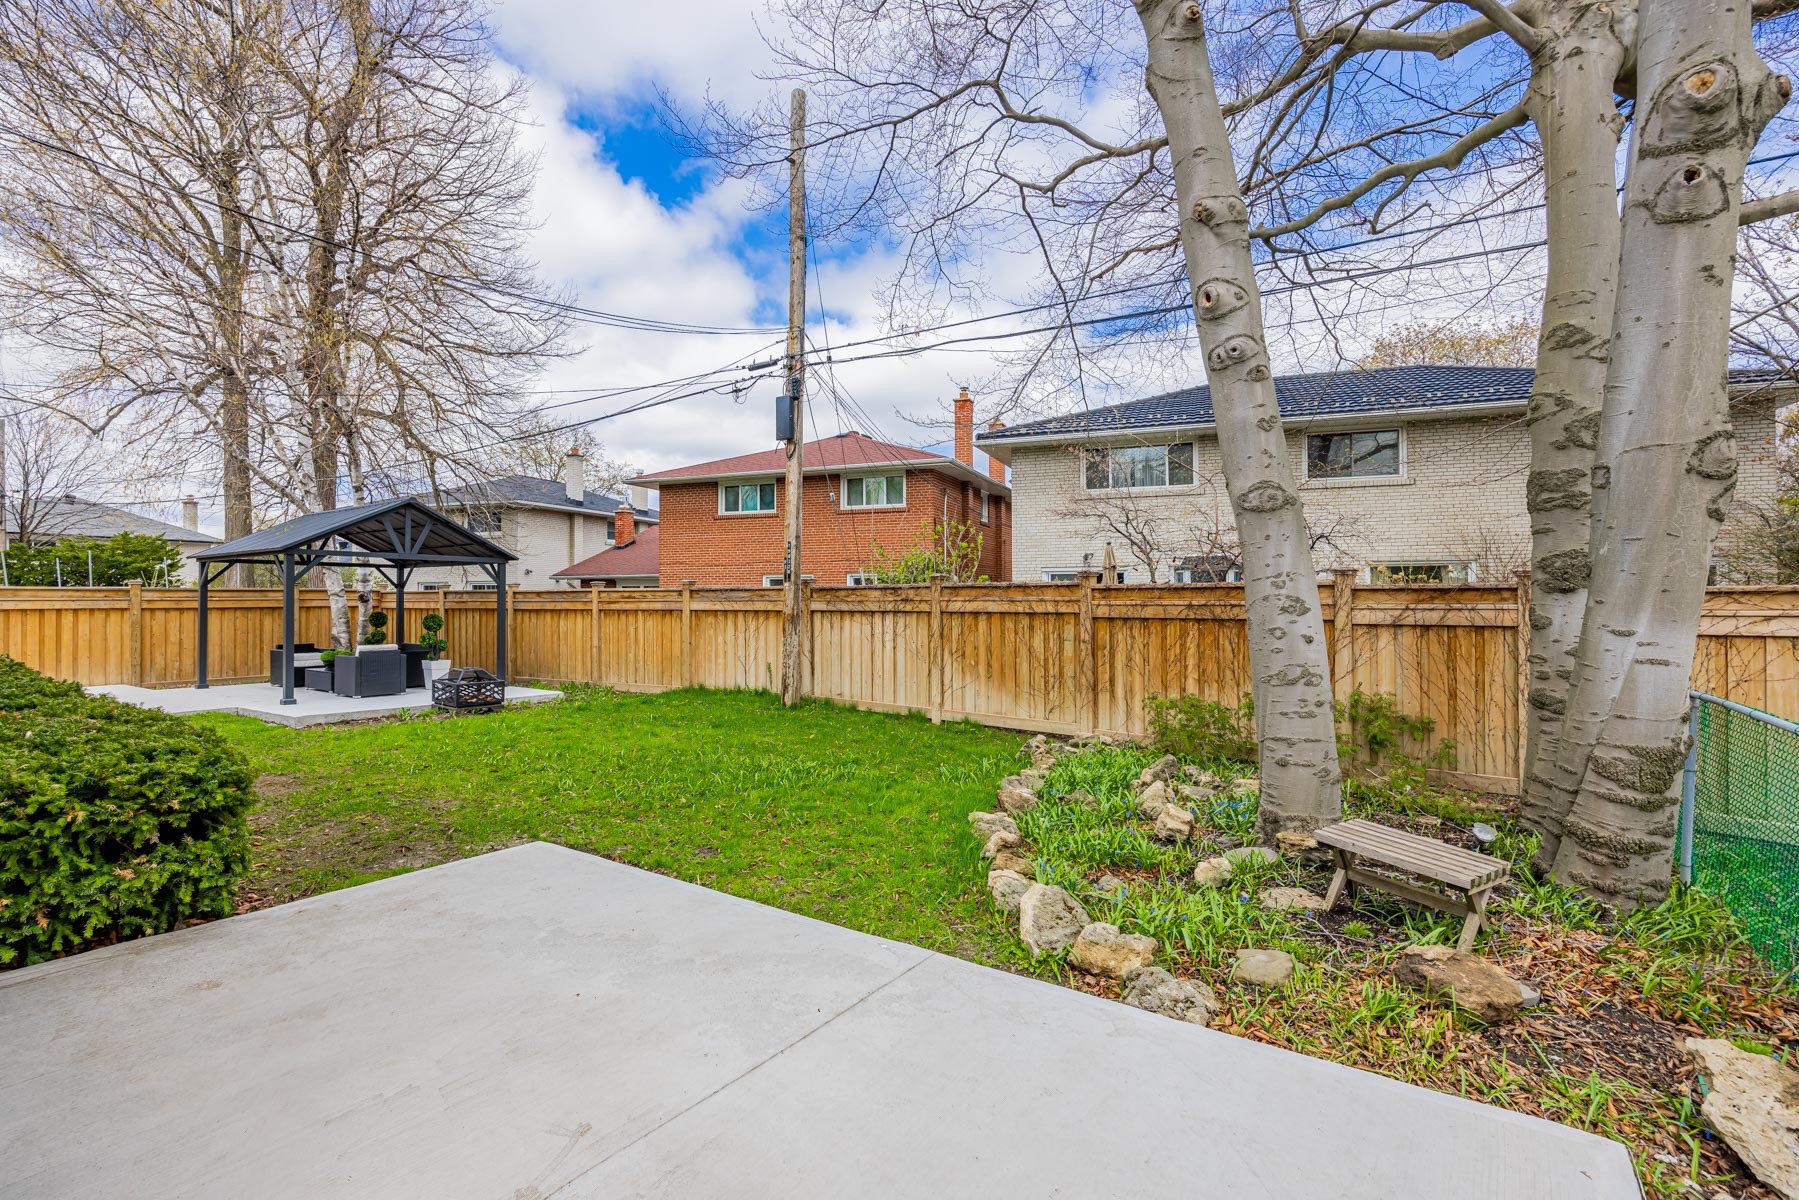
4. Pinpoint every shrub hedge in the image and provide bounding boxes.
[0,655,255,966]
